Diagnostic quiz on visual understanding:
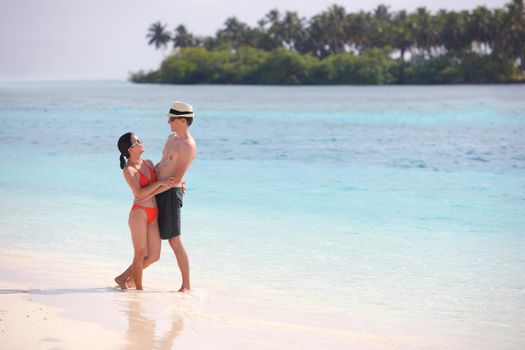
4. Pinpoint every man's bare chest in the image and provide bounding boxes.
[165,142,184,161]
